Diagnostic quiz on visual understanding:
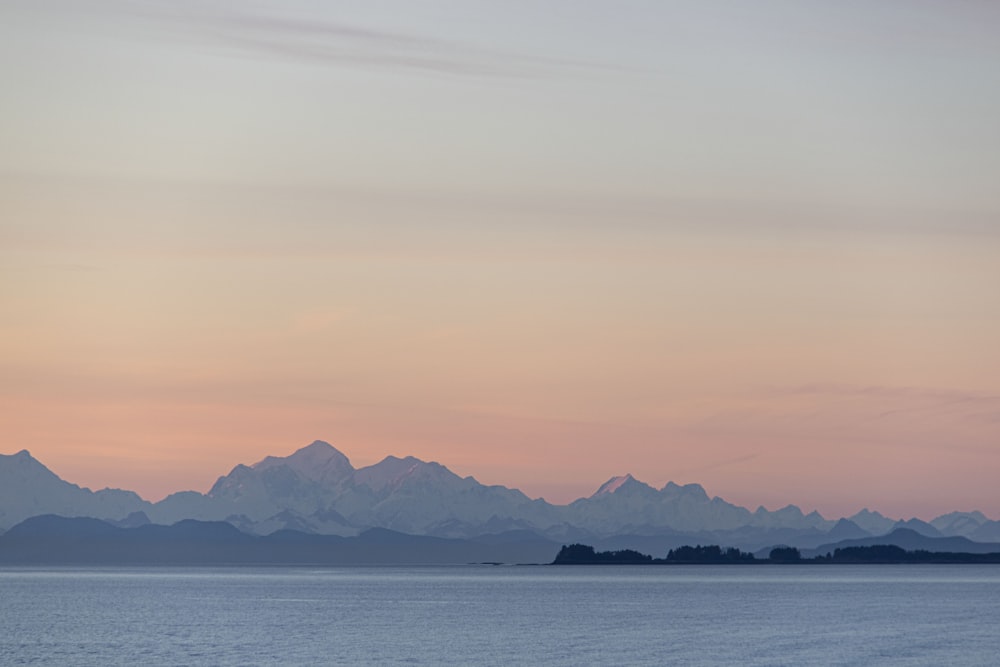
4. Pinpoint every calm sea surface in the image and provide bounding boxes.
[1,564,998,666]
